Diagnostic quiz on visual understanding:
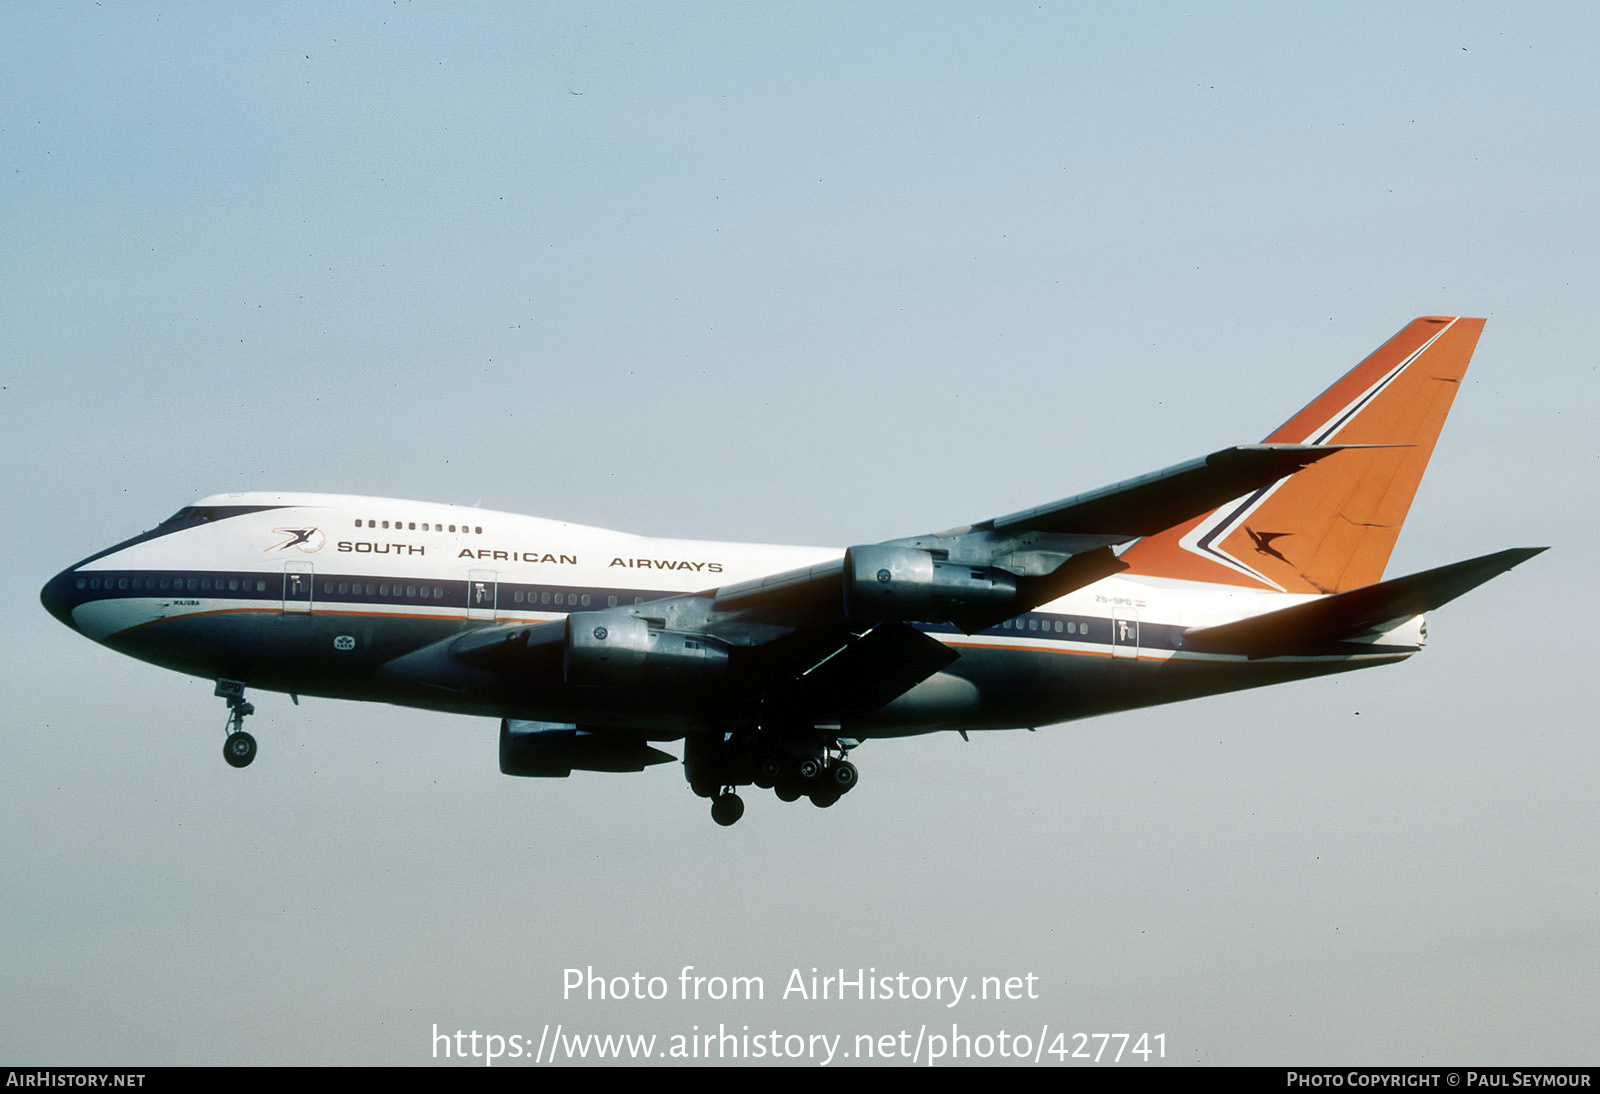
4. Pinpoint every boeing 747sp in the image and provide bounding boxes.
[41,317,1544,825]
